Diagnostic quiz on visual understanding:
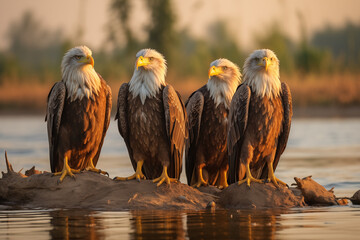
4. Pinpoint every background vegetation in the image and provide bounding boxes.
[0,0,359,114]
